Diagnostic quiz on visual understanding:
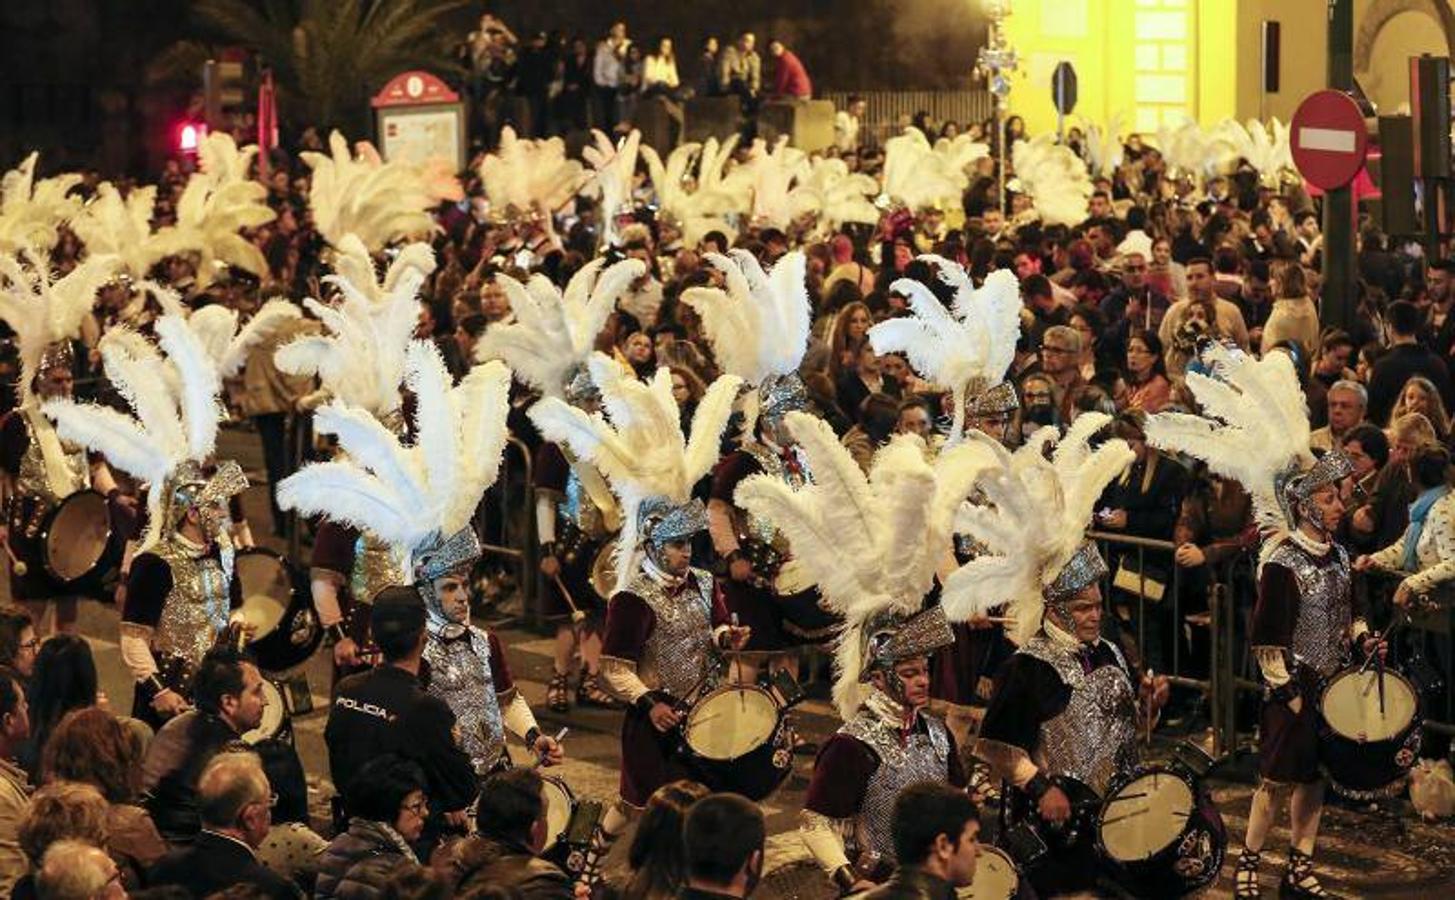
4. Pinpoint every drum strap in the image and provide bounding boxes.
[22,405,84,499]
